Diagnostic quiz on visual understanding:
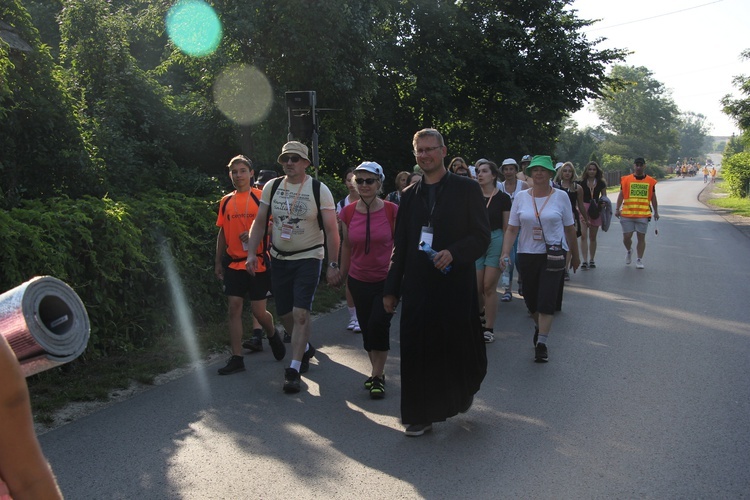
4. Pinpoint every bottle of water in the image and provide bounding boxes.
[419,241,451,274]
[501,257,511,288]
